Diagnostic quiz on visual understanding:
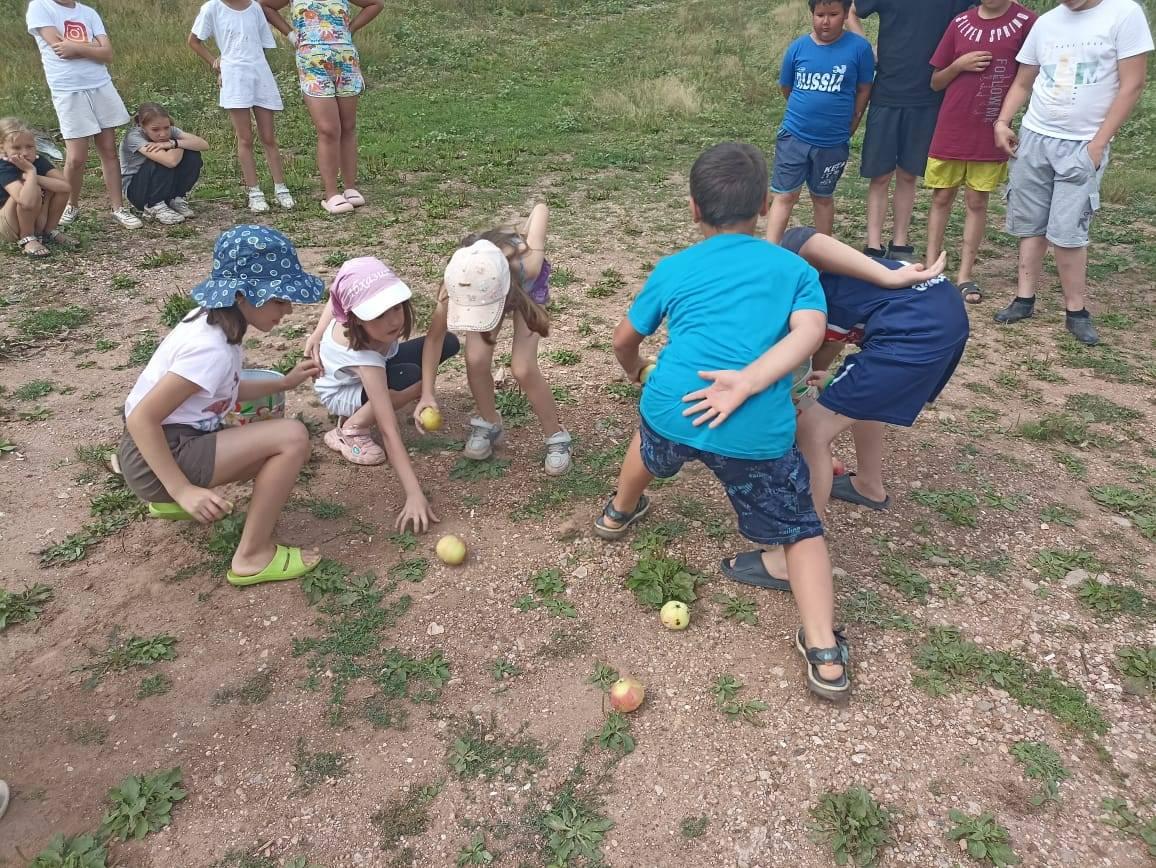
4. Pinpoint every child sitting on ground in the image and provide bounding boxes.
[0,116,76,257]
[118,102,209,225]
[118,225,323,587]
[595,141,848,703]
[766,0,874,243]
[308,256,460,532]
[420,203,573,476]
